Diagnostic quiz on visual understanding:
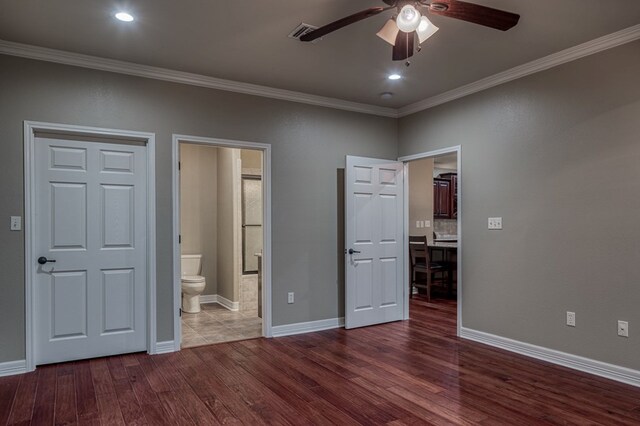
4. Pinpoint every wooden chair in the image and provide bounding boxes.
[409,235,448,301]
